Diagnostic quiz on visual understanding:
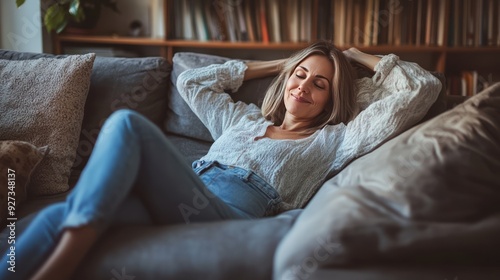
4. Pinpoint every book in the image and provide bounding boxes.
[371,0,380,45]
[268,0,281,42]
[289,0,300,42]
[236,1,248,41]
[300,0,312,42]
[334,0,346,45]
[181,0,194,40]
[424,0,433,45]
[172,0,183,39]
[259,0,269,43]
[437,0,447,46]
[363,0,374,46]
[193,0,208,41]
[345,0,353,44]
[498,0,500,45]
[244,0,256,41]
[475,0,483,46]
[149,0,165,38]
[487,0,495,45]
[223,0,238,42]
